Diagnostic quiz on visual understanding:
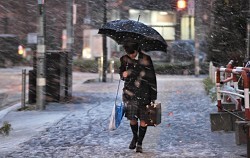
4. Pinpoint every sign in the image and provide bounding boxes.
[37,0,44,4]
[27,33,38,44]
[62,29,67,49]
[73,3,77,25]
[188,0,195,16]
